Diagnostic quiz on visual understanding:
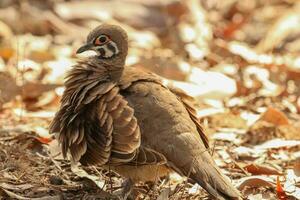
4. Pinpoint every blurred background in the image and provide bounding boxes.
[0,0,300,199]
